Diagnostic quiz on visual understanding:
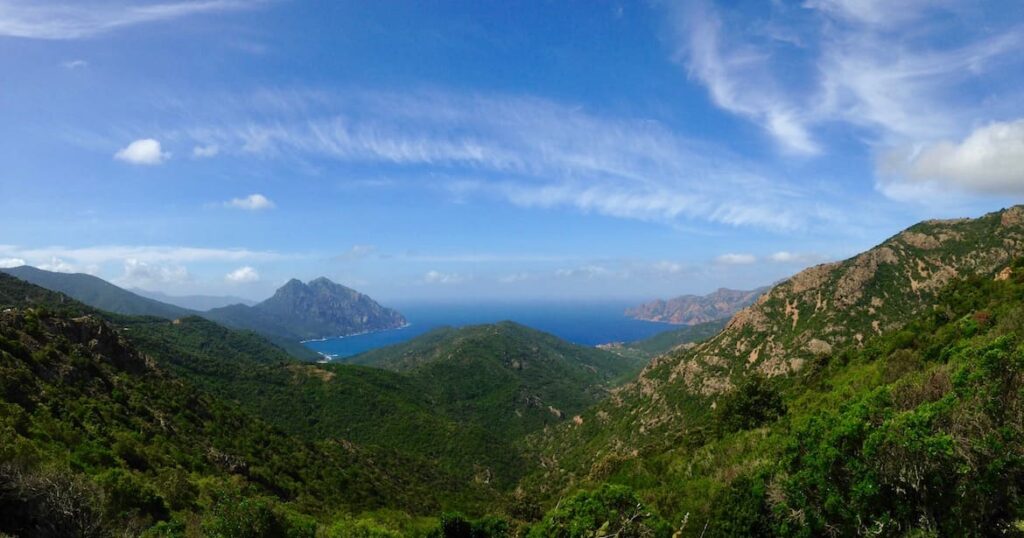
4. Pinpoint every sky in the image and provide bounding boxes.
[1,0,1022,303]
